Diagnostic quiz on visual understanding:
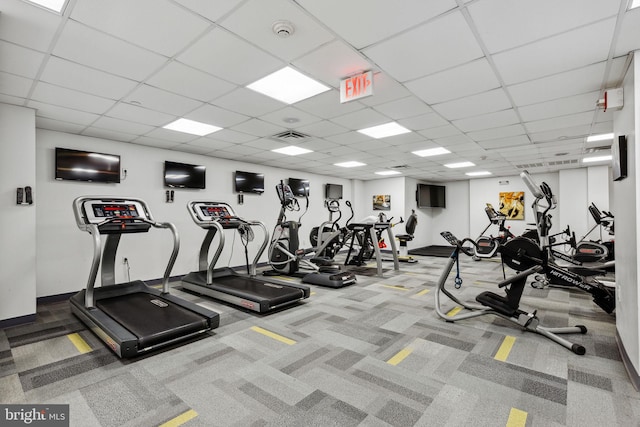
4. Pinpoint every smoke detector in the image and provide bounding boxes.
[273,20,295,38]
